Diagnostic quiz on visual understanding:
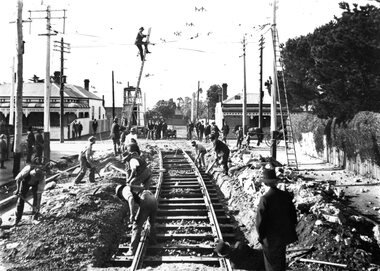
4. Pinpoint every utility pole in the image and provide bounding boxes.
[53,38,70,143]
[196,81,200,121]
[242,36,247,135]
[271,0,278,159]
[112,70,115,120]
[14,0,24,177]
[259,35,265,129]
[29,6,66,162]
